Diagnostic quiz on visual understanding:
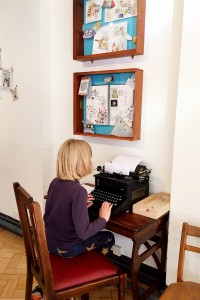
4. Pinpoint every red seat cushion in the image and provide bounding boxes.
[49,251,119,291]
